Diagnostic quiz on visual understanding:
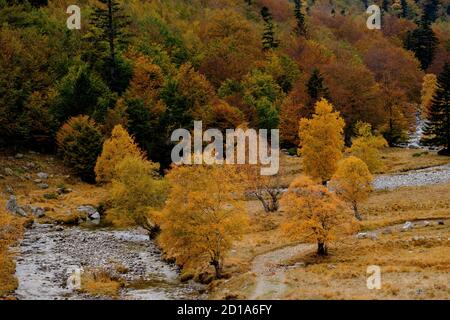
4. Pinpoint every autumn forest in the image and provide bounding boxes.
[0,0,450,302]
